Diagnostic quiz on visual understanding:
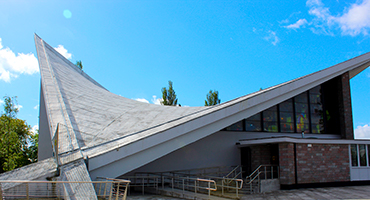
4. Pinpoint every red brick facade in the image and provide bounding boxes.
[278,143,350,185]
[250,145,272,171]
